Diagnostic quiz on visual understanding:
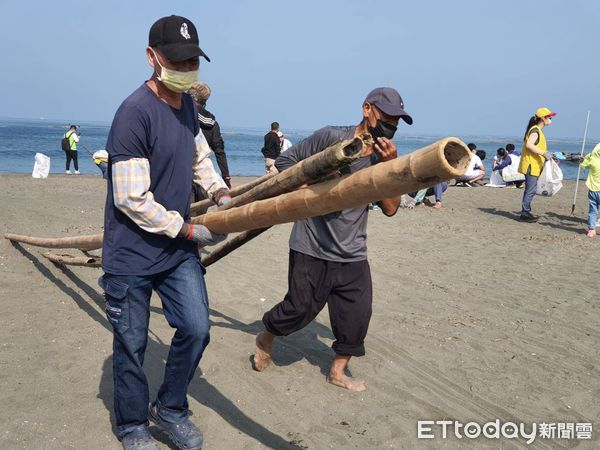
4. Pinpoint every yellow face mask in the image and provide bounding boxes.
[152,49,198,93]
